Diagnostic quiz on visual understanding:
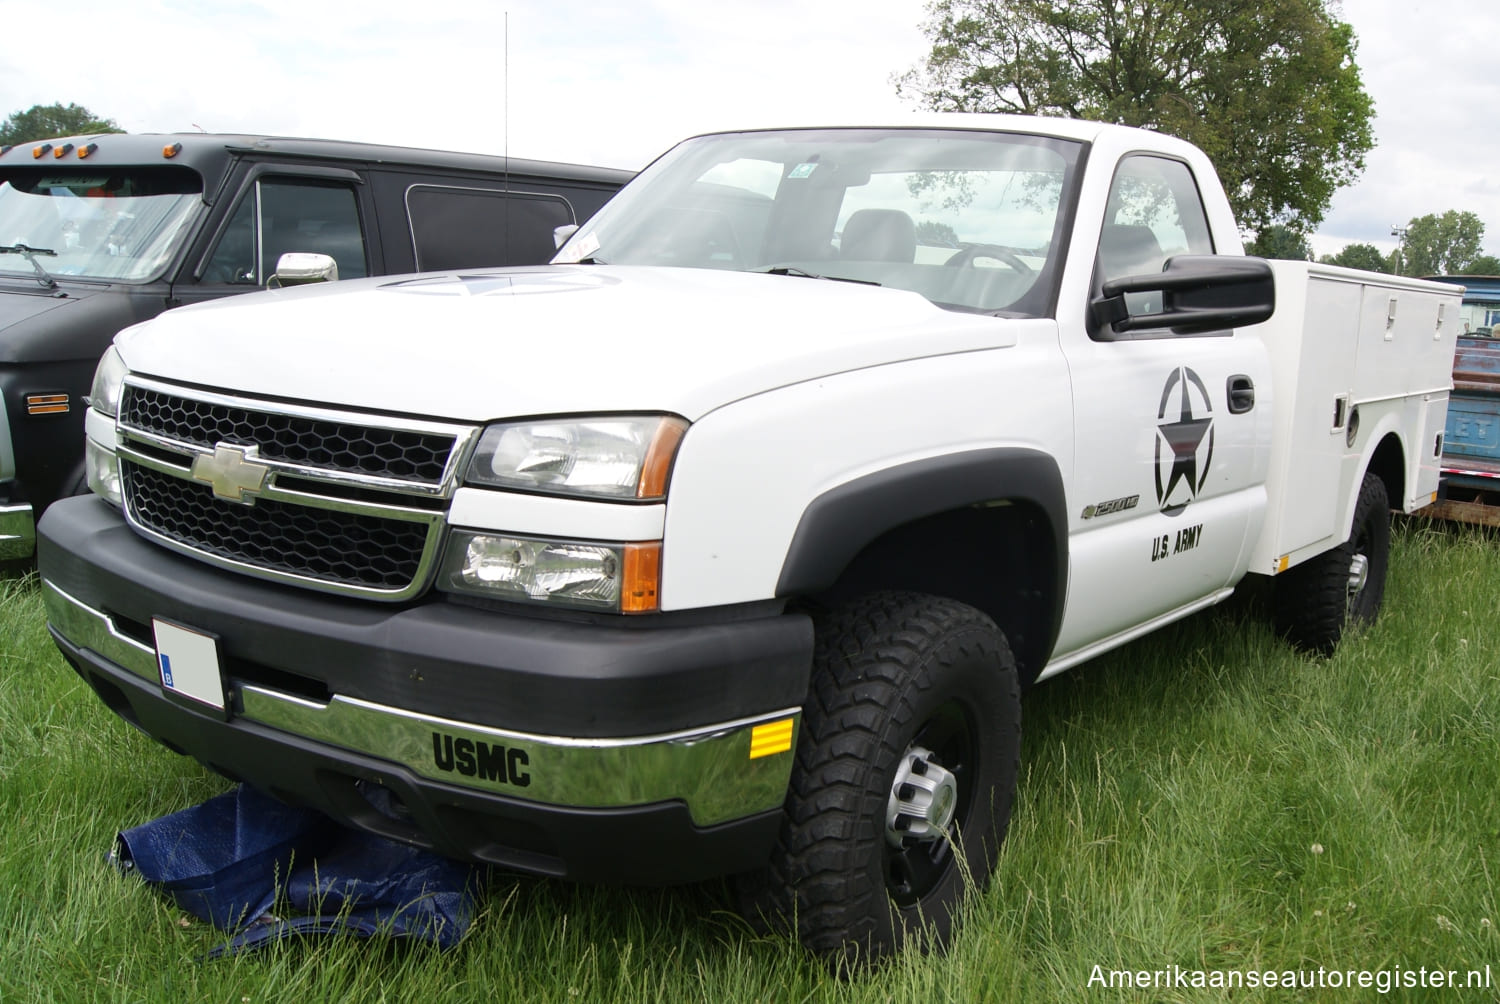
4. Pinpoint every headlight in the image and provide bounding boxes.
[466,415,687,501]
[86,438,122,506]
[89,346,128,418]
[439,531,661,613]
